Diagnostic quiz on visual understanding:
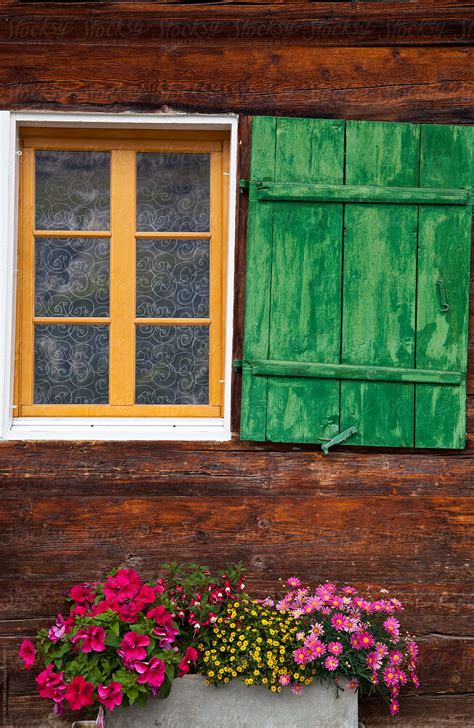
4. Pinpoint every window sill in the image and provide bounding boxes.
[6,417,230,441]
